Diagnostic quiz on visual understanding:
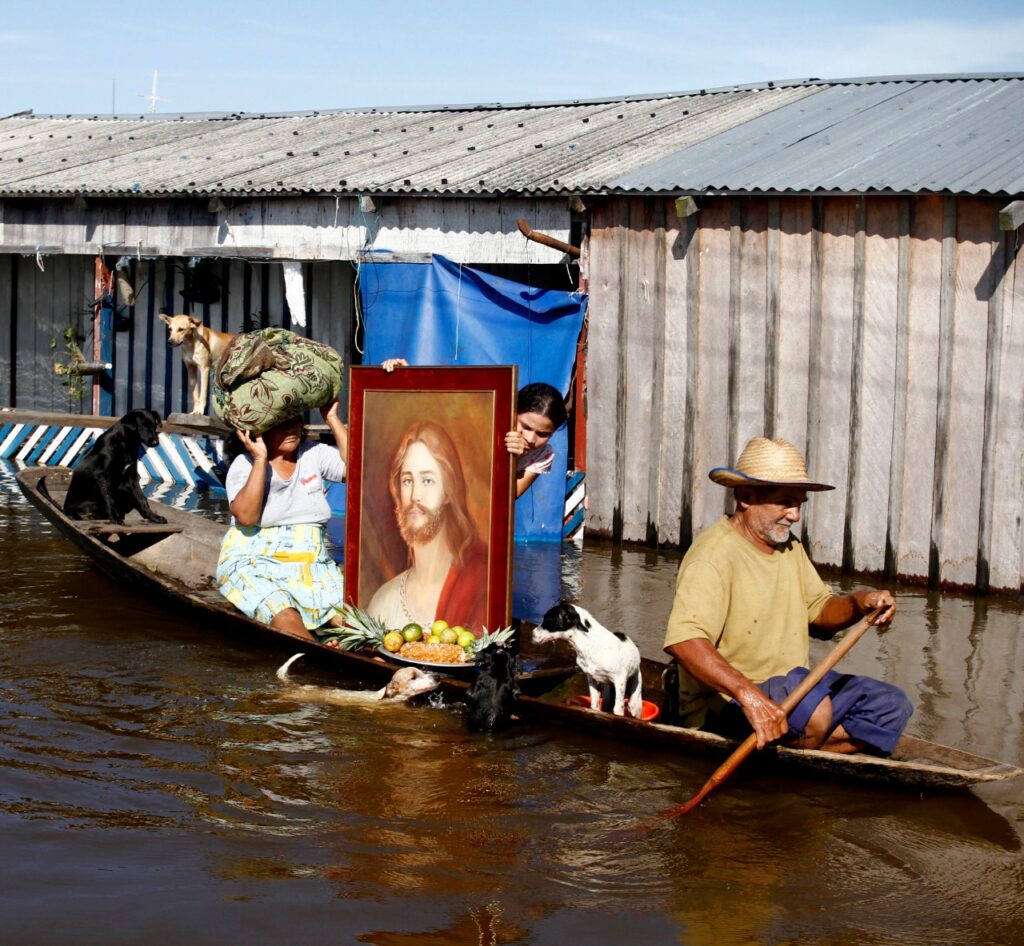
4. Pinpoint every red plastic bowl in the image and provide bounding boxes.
[566,694,660,722]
